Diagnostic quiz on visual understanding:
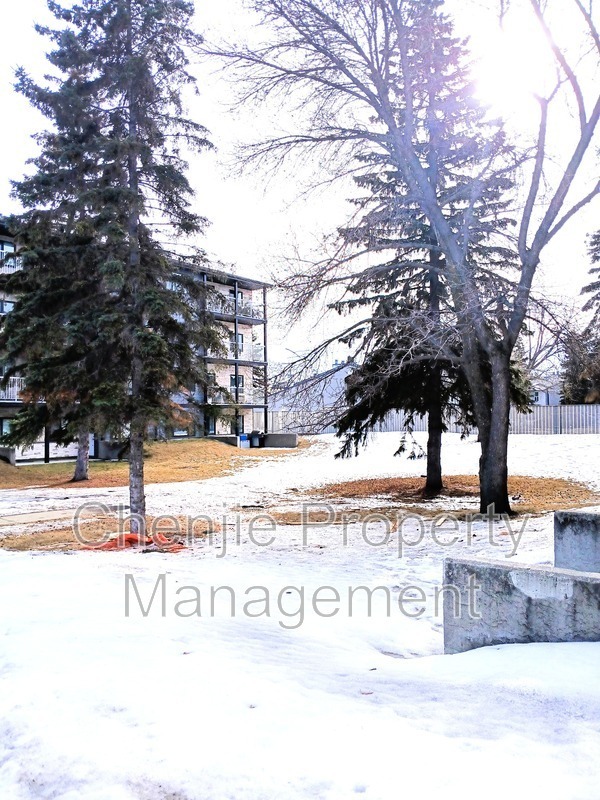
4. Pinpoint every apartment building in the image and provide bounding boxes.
[0,222,271,459]
[0,224,29,446]
[0,224,77,461]
[175,269,270,439]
